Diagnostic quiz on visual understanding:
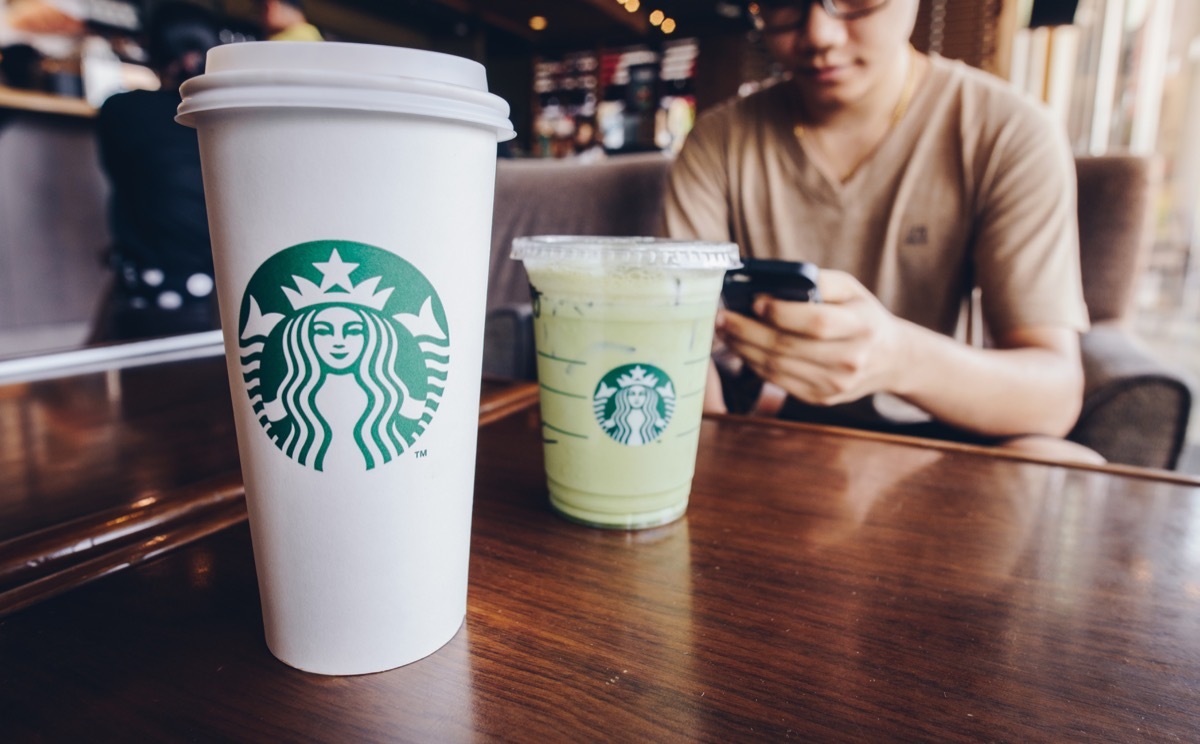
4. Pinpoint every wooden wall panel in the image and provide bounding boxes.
[912,0,1006,74]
